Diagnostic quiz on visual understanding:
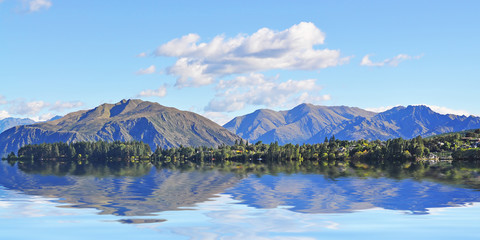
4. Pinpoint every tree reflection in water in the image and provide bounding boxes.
[0,159,479,217]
